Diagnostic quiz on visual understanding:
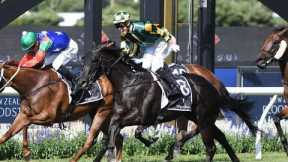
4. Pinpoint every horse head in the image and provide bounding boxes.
[256,27,288,69]
[91,45,125,78]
